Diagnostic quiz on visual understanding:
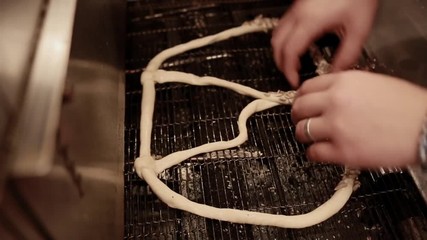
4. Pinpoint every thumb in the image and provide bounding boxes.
[332,29,366,71]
